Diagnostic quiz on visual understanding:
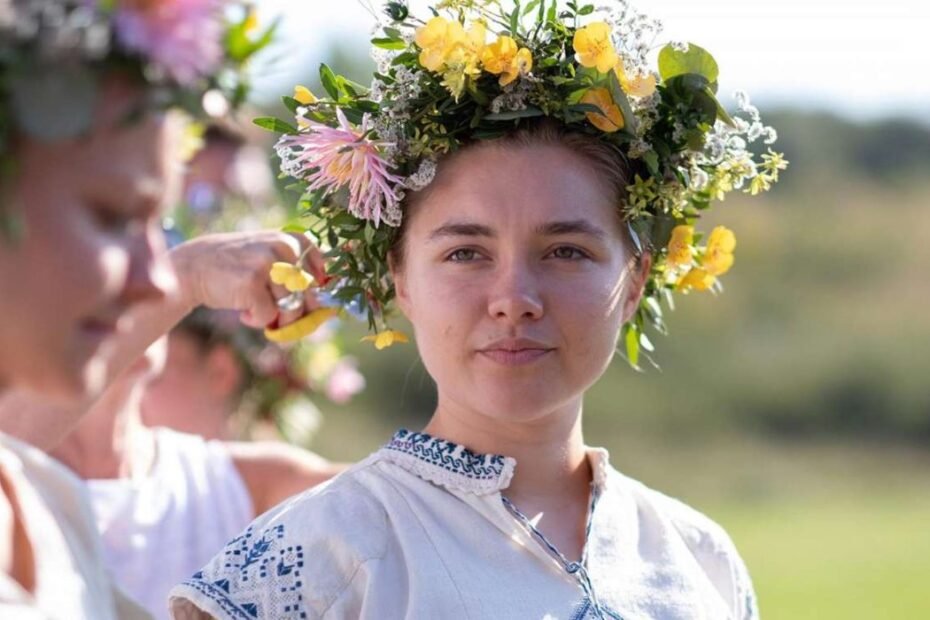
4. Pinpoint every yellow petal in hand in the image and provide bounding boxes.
[293,85,317,105]
[361,329,410,350]
[264,308,339,343]
[269,262,313,293]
